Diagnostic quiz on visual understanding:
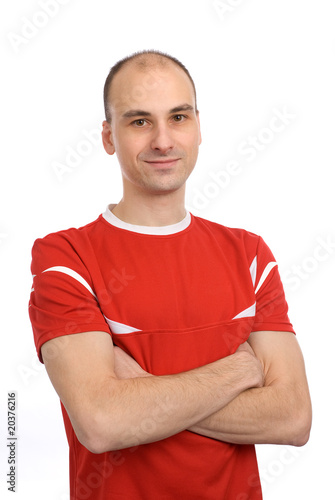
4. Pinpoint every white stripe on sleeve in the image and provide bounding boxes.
[42,266,97,299]
[254,262,278,295]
